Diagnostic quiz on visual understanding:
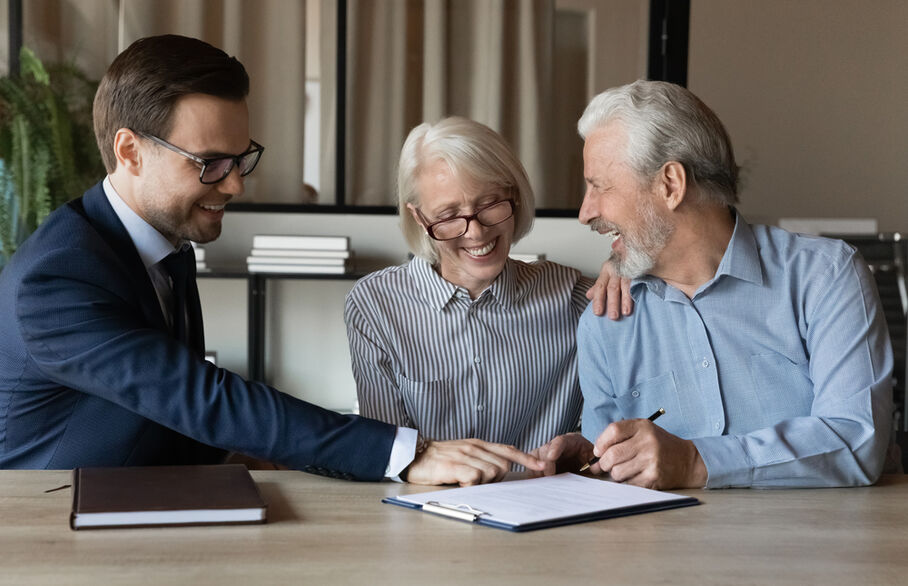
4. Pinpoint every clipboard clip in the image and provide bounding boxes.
[422,501,489,522]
